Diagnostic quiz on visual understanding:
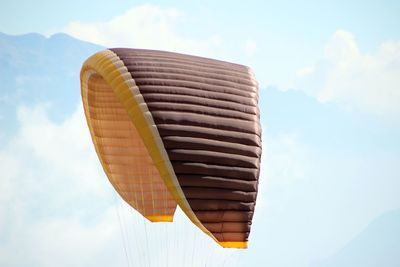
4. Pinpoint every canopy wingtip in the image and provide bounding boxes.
[145,215,174,222]
[218,241,248,249]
